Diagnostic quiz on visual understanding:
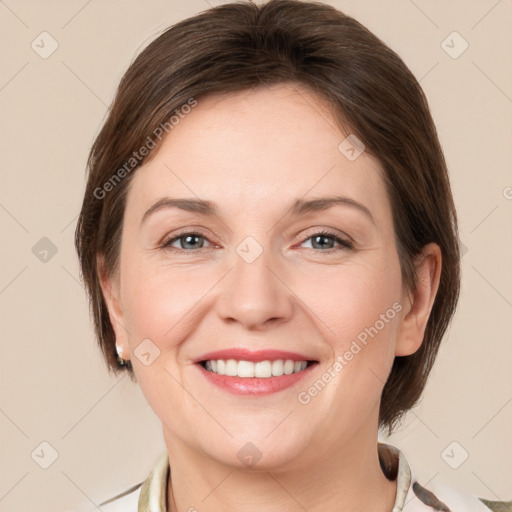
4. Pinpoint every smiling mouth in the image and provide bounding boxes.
[199,359,317,378]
